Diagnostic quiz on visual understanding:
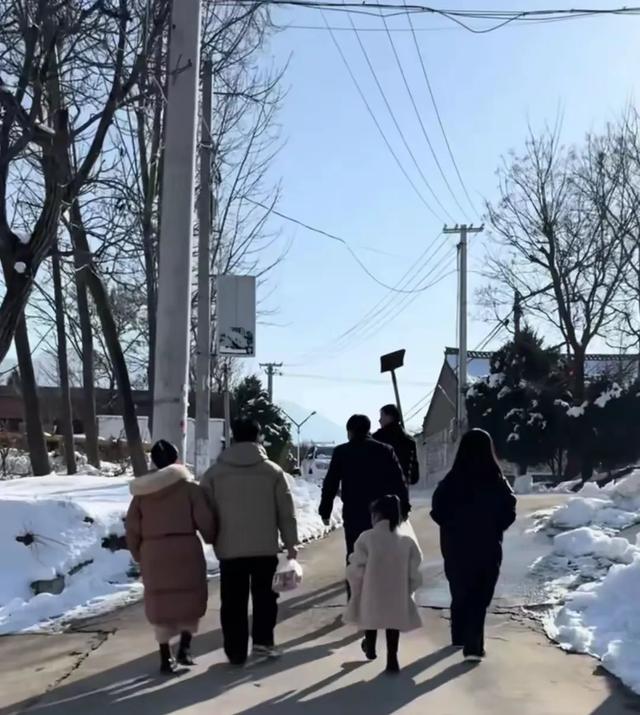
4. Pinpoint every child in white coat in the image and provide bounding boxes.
[345,495,423,673]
